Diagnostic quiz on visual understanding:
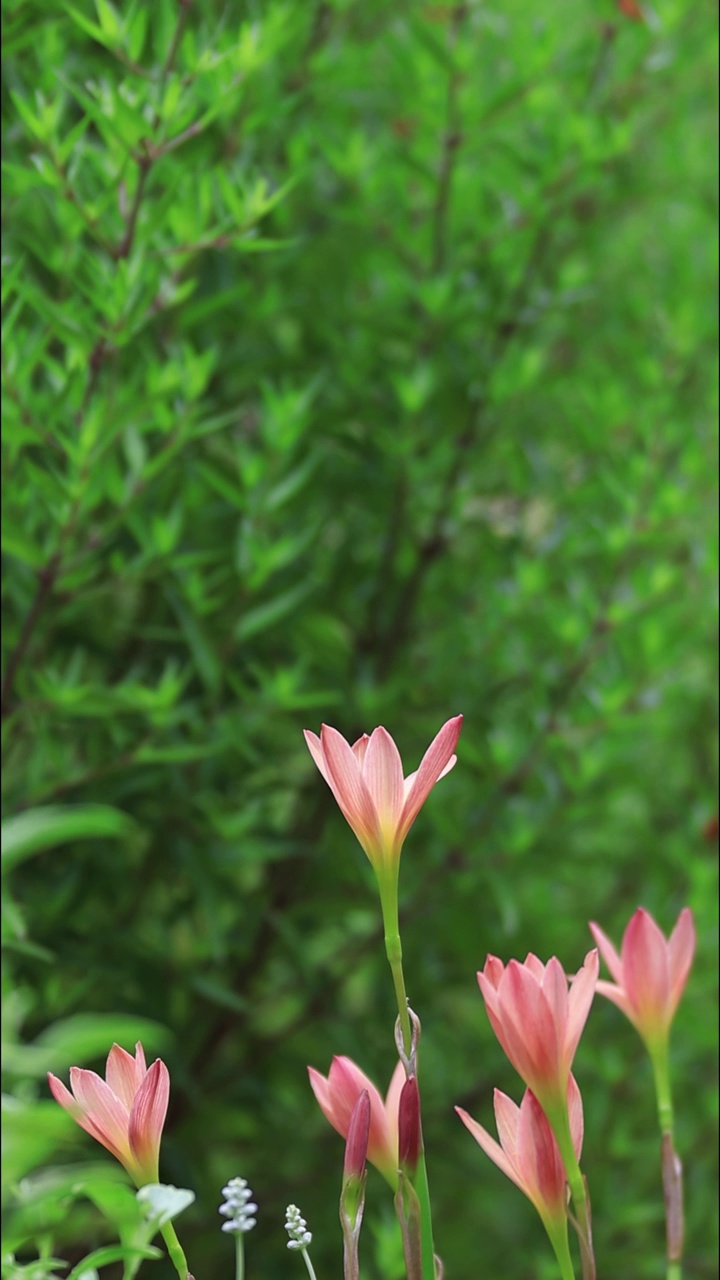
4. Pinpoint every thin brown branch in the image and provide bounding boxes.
[1,555,61,719]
